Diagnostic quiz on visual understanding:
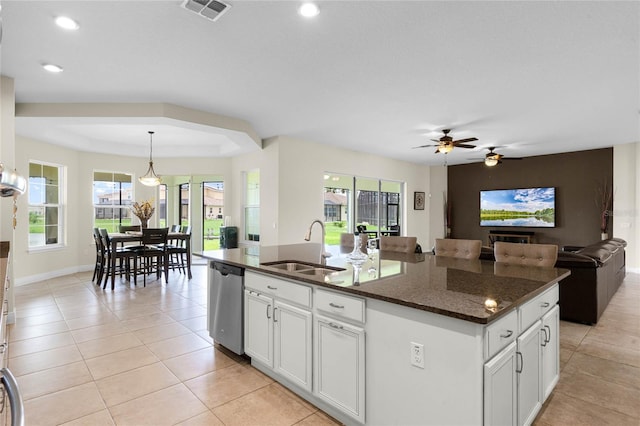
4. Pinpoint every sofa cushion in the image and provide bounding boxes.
[576,246,612,265]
